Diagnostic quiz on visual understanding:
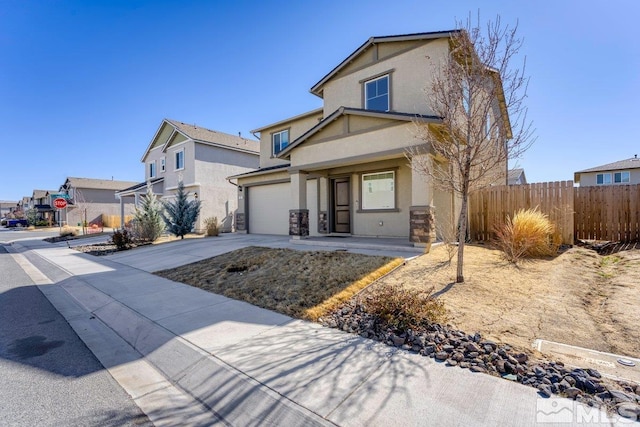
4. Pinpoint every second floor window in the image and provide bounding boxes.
[365,75,389,111]
[160,157,166,173]
[149,161,156,178]
[272,130,289,155]
[175,150,184,170]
